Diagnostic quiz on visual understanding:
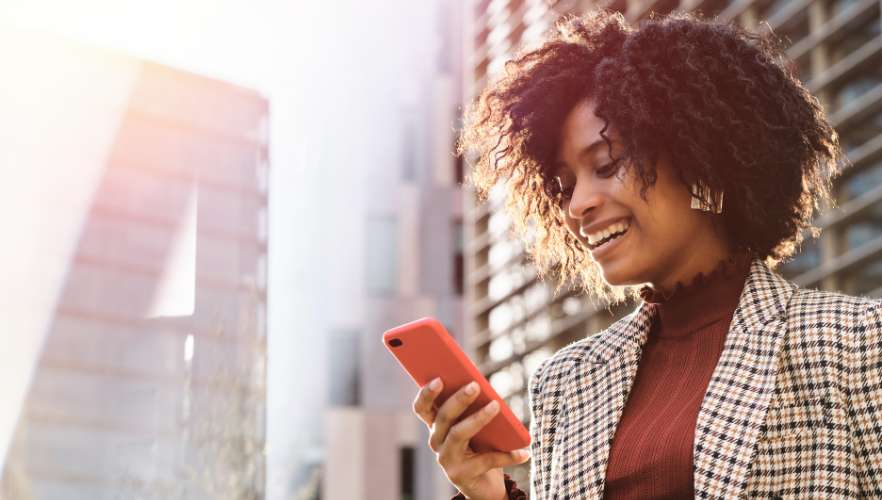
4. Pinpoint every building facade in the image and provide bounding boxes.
[461,0,882,491]
[1,34,269,500]
[317,1,471,499]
